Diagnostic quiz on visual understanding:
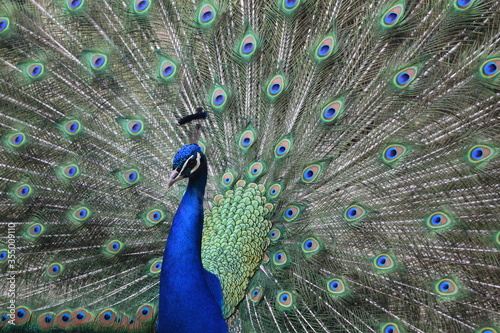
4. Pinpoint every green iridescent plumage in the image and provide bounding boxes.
[0,0,499,332]
[202,181,272,318]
